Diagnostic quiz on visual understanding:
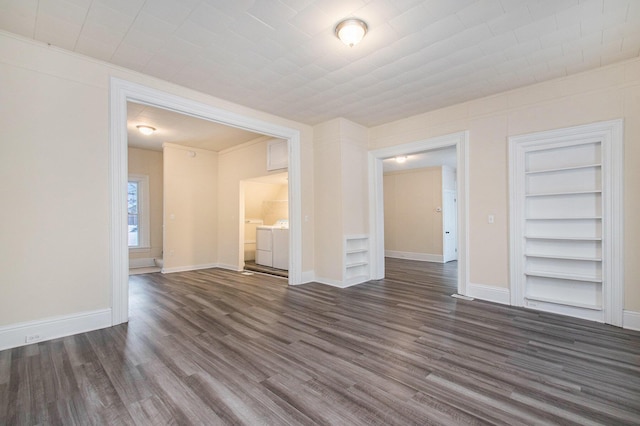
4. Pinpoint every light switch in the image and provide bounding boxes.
[488,215,495,224]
